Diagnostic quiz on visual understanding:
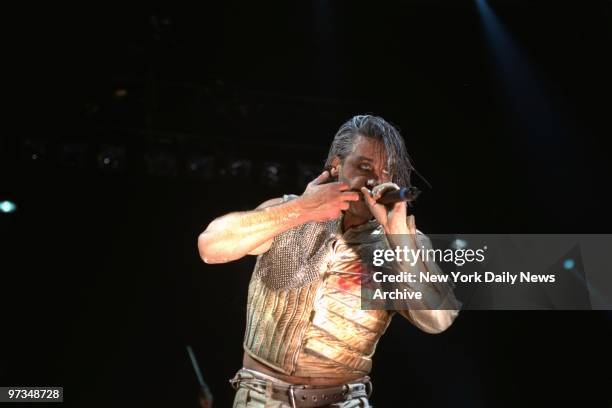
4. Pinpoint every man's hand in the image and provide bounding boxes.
[361,182,417,235]
[297,171,360,222]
